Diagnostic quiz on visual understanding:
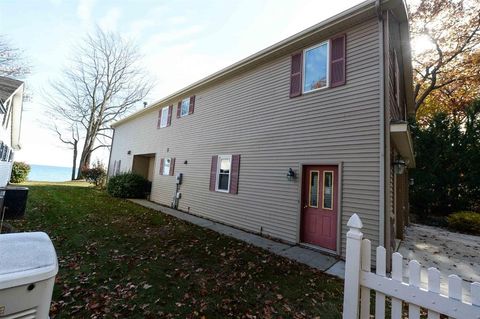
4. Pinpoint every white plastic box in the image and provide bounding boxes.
[0,232,58,319]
